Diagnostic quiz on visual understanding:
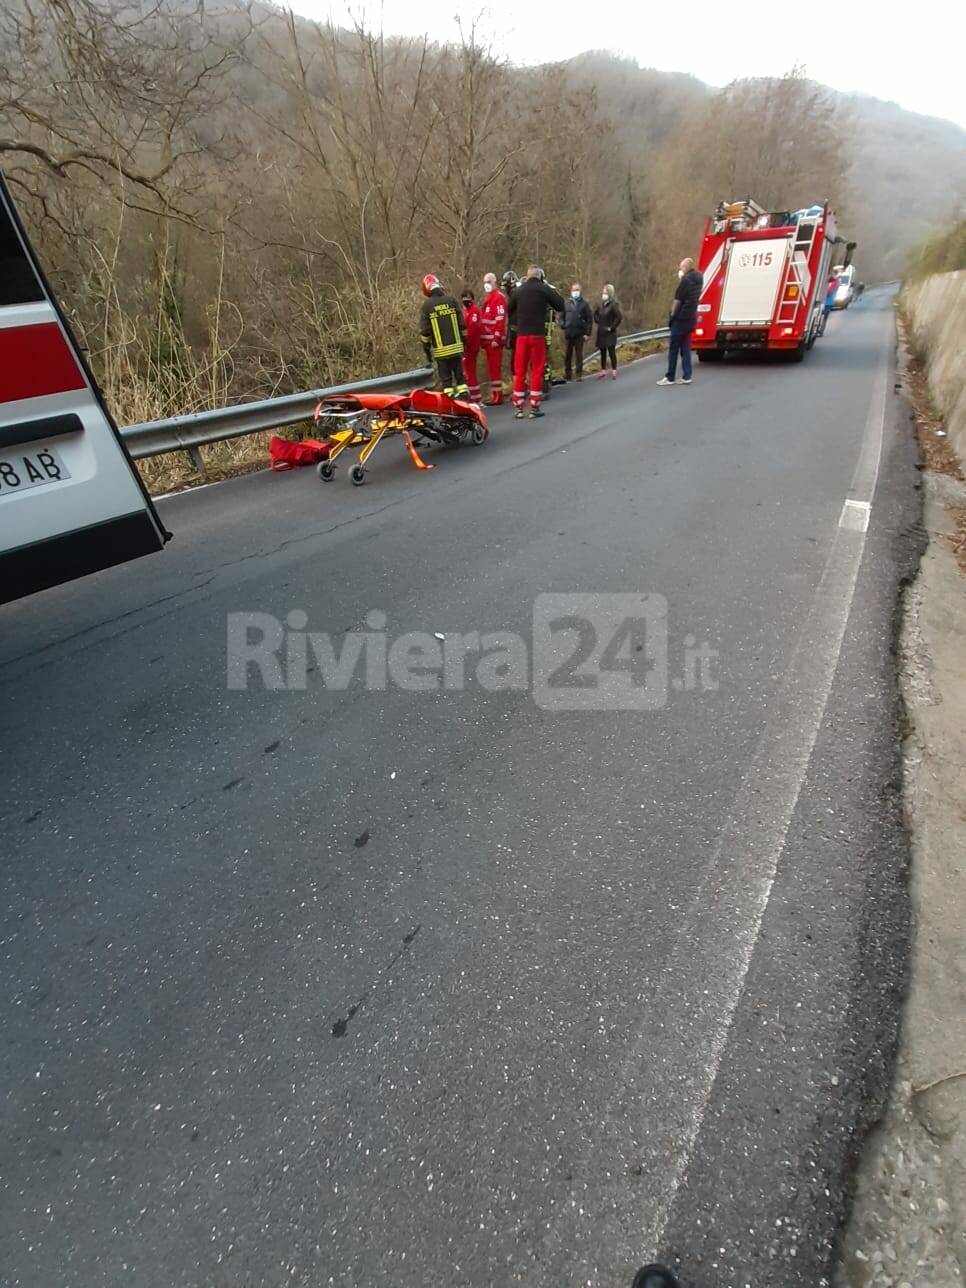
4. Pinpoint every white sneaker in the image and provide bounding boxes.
[656,376,676,386]
[681,378,692,385]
